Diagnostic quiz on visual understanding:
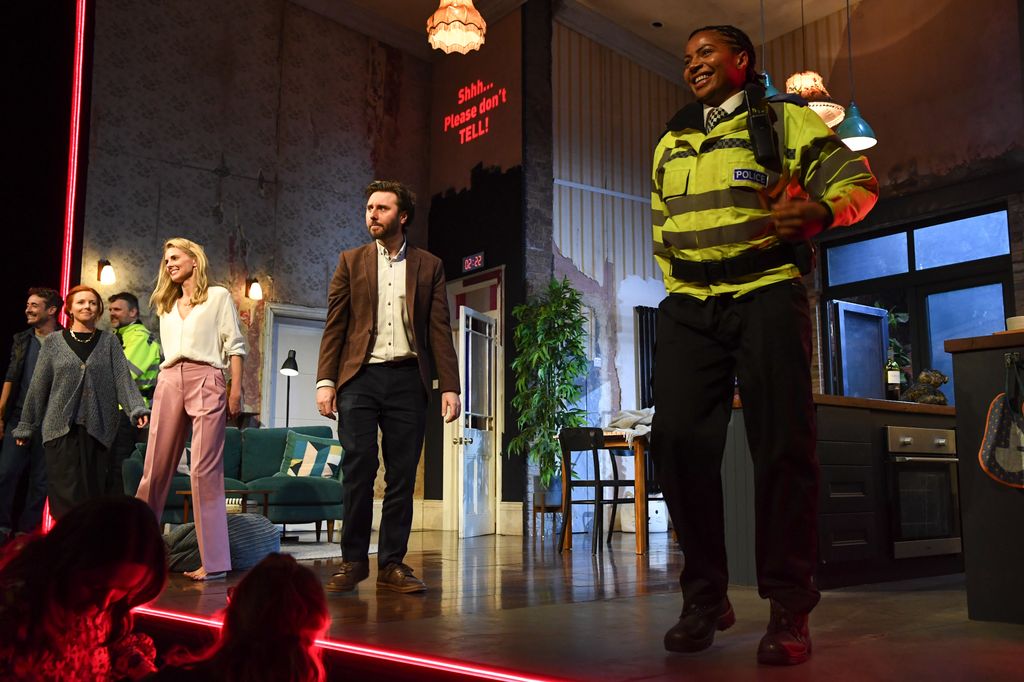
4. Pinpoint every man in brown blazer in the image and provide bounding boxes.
[316,180,461,594]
